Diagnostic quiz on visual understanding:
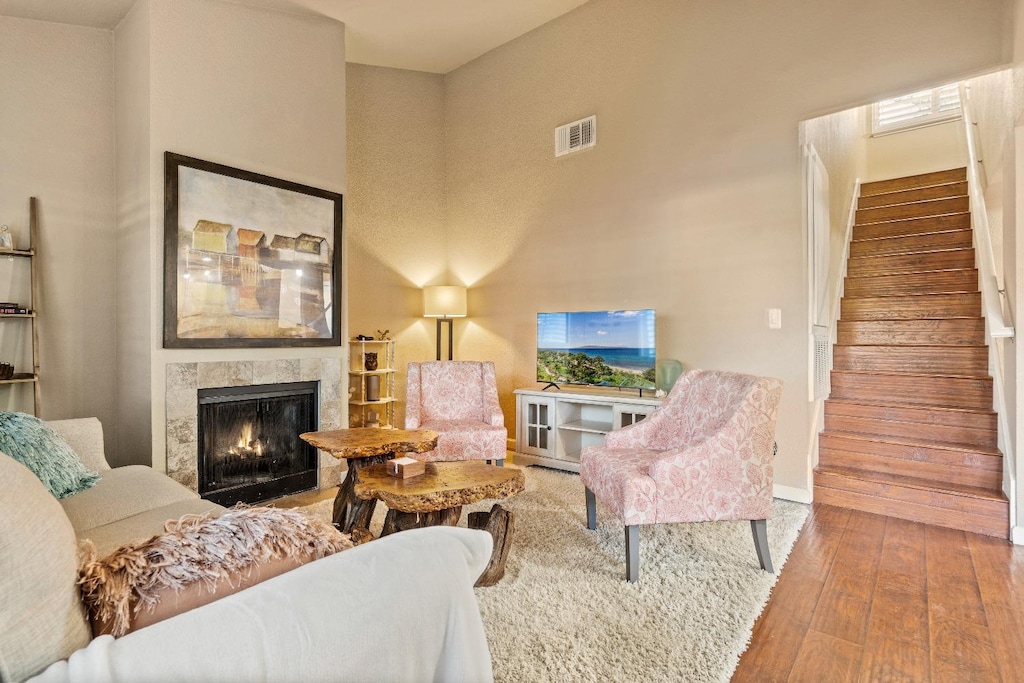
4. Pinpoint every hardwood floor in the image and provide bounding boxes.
[733,504,1024,682]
